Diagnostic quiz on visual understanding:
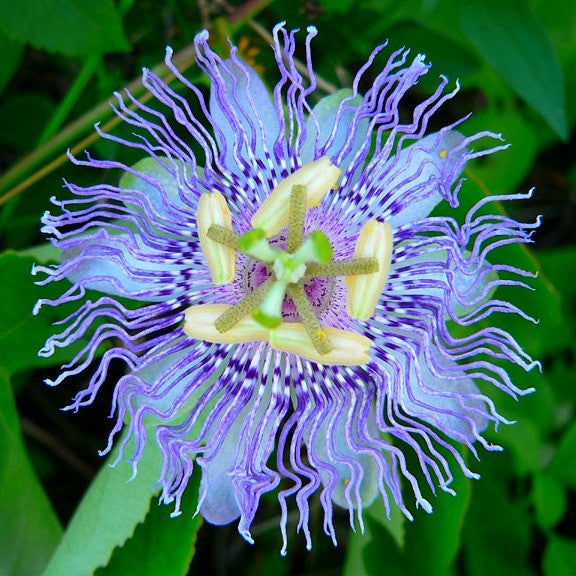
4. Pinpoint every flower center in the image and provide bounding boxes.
[185,157,394,366]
